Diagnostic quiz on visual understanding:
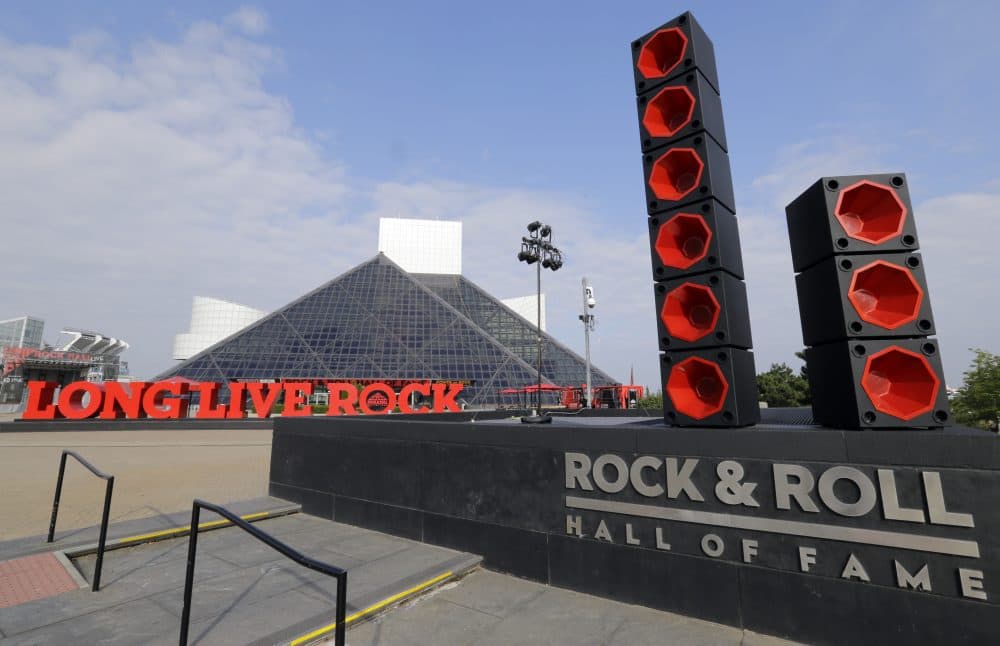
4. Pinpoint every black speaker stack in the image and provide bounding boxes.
[631,12,759,427]
[785,174,951,428]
